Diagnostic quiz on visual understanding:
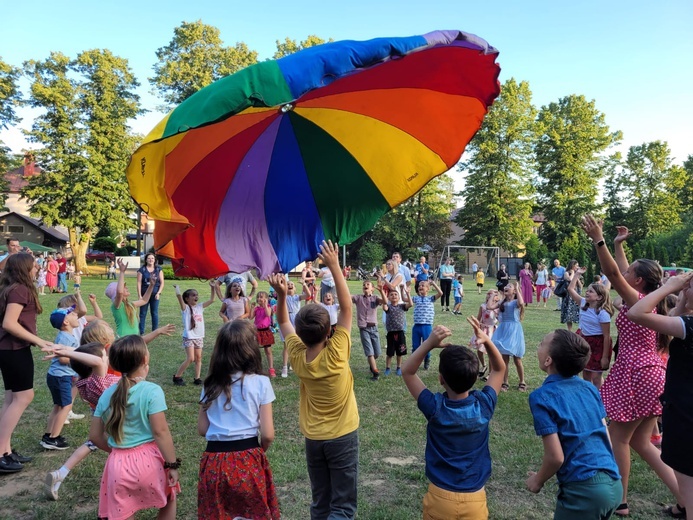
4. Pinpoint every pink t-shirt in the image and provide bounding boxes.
[254,306,272,329]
